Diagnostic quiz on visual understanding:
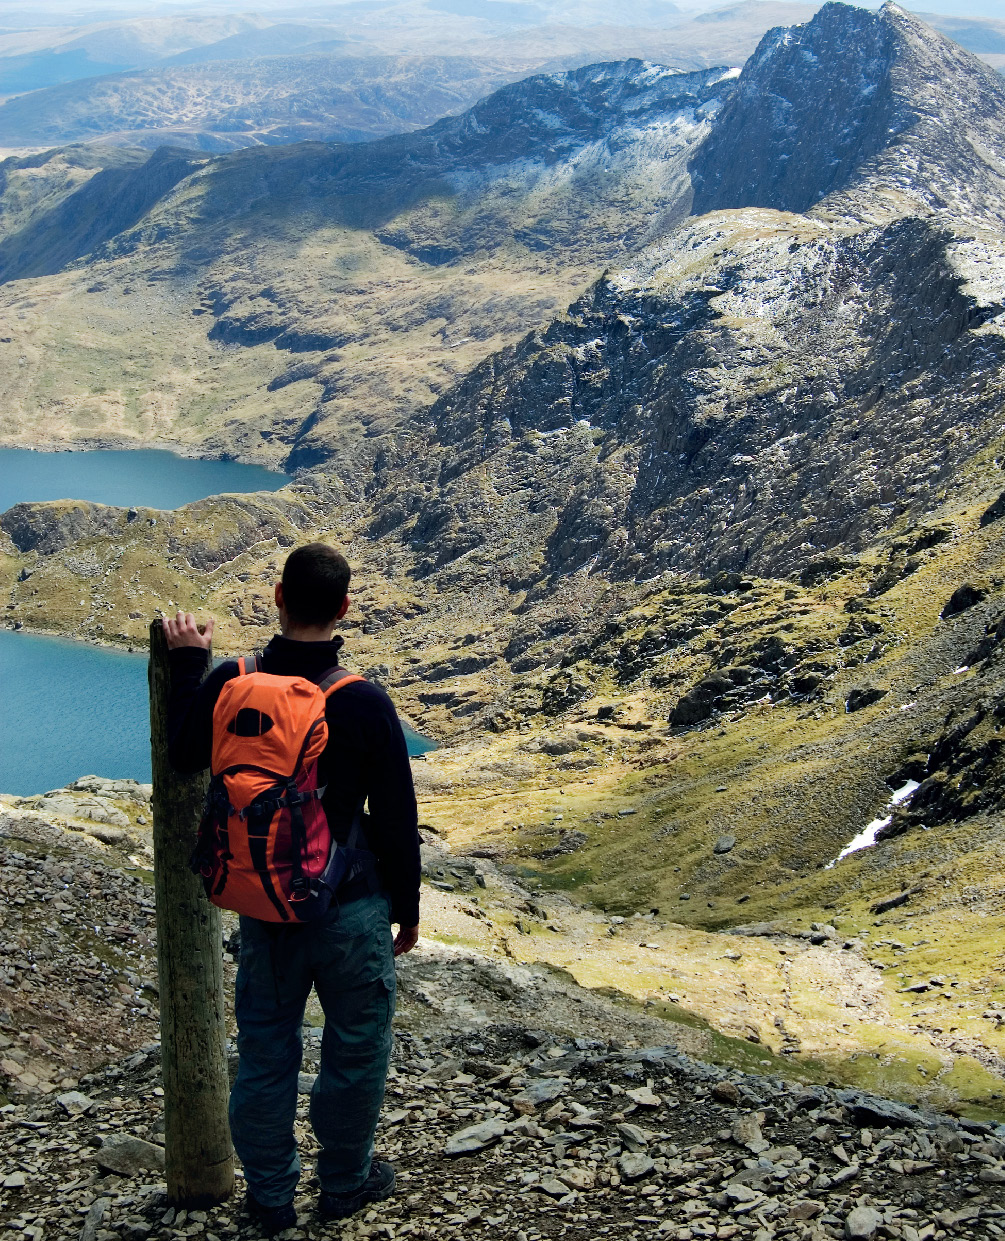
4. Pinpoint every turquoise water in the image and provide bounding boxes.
[0,448,287,513]
[0,630,436,797]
